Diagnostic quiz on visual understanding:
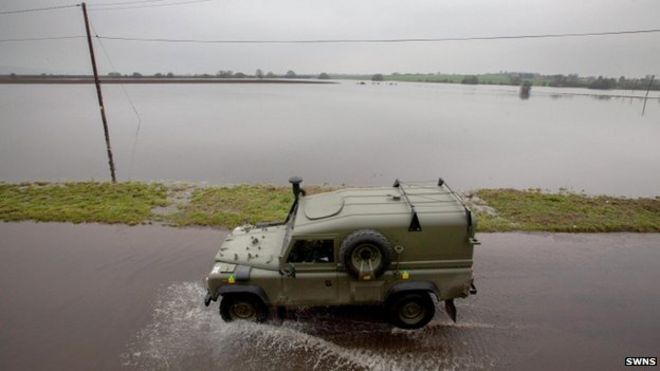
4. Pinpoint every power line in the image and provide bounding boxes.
[0,4,80,15]
[2,29,658,46]
[89,0,212,11]
[95,27,660,44]
[0,36,85,43]
[89,0,170,6]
